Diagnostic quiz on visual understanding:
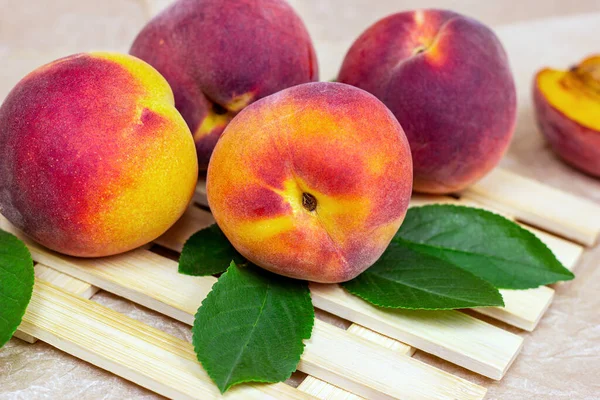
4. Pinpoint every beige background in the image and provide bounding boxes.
[1,0,600,399]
